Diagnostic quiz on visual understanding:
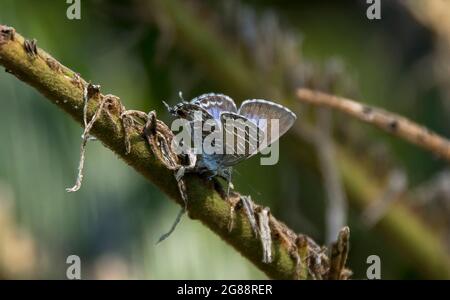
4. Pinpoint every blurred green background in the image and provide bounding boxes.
[0,0,449,279]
